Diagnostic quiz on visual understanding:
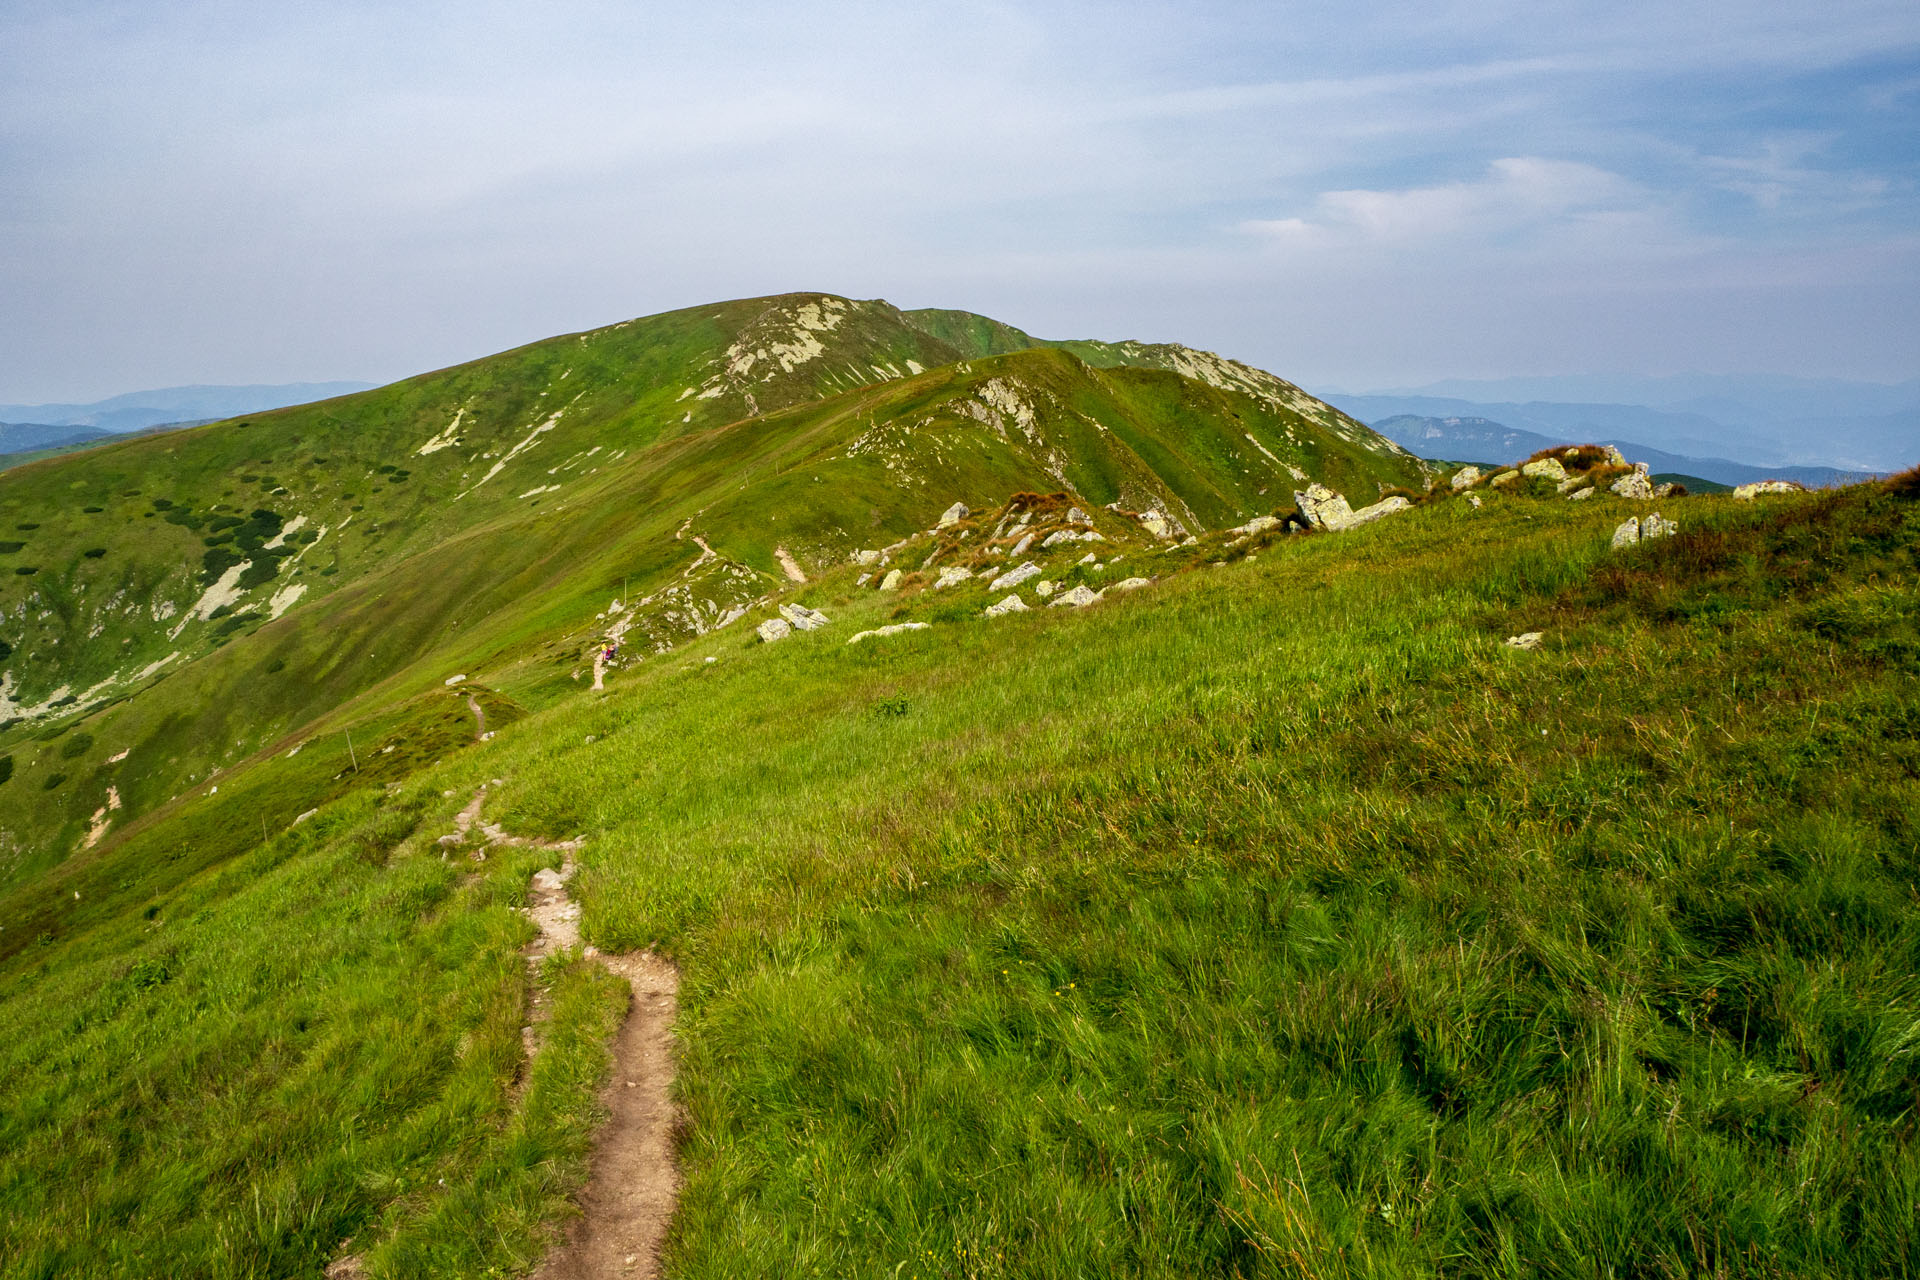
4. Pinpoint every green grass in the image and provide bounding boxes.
[7,479,1910,1277]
